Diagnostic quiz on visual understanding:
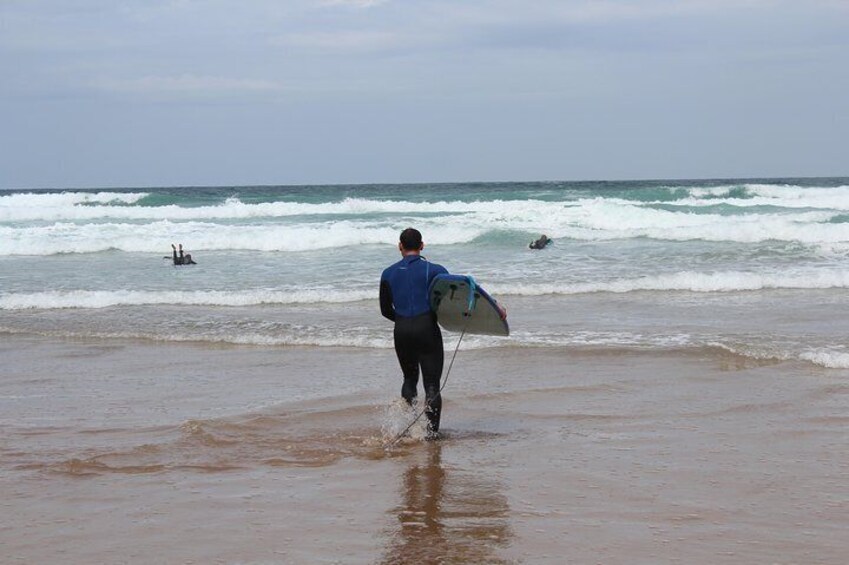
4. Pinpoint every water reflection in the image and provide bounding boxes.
[380,442,512,564]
